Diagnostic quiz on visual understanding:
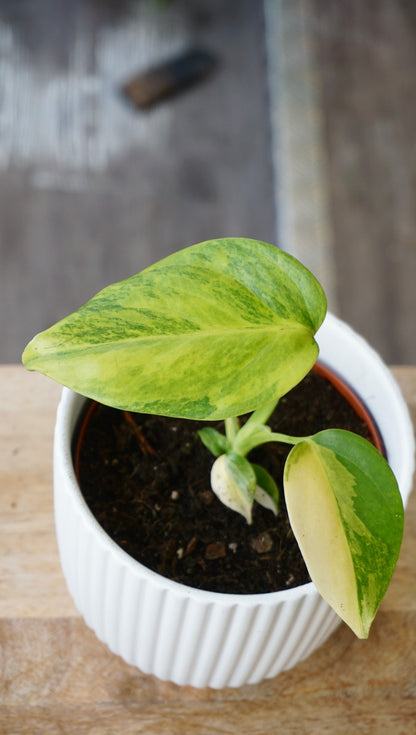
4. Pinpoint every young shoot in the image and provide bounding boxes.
[198,401,307,524]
